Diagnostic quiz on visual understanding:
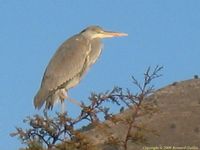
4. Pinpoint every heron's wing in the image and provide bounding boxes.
[43,35,90,89]
[34,35,90,108]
